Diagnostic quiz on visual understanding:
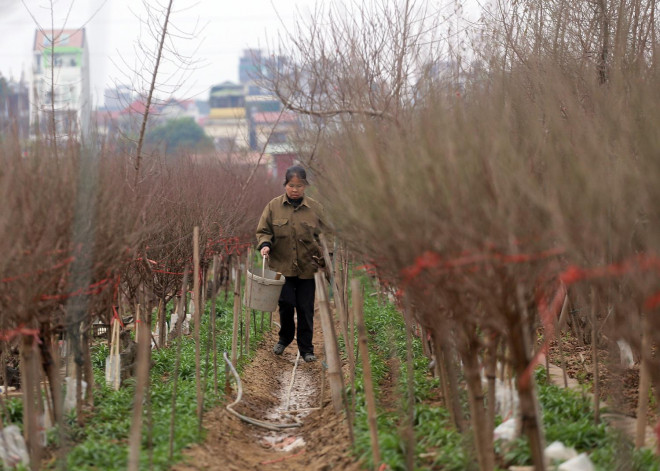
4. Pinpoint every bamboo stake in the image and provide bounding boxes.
[135,303,140,344]
[315,272,343,413]
[127,304,151,471]
[315,272,355,445]
[193,226,203,433]
[231,259,242,366]
[636,315,651,448]
[320,234,355,386]
[590,287,600,425]
[244,248,252,354]
[211,255,219,395]
[352,279,380,467]
[557,294,570,388]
